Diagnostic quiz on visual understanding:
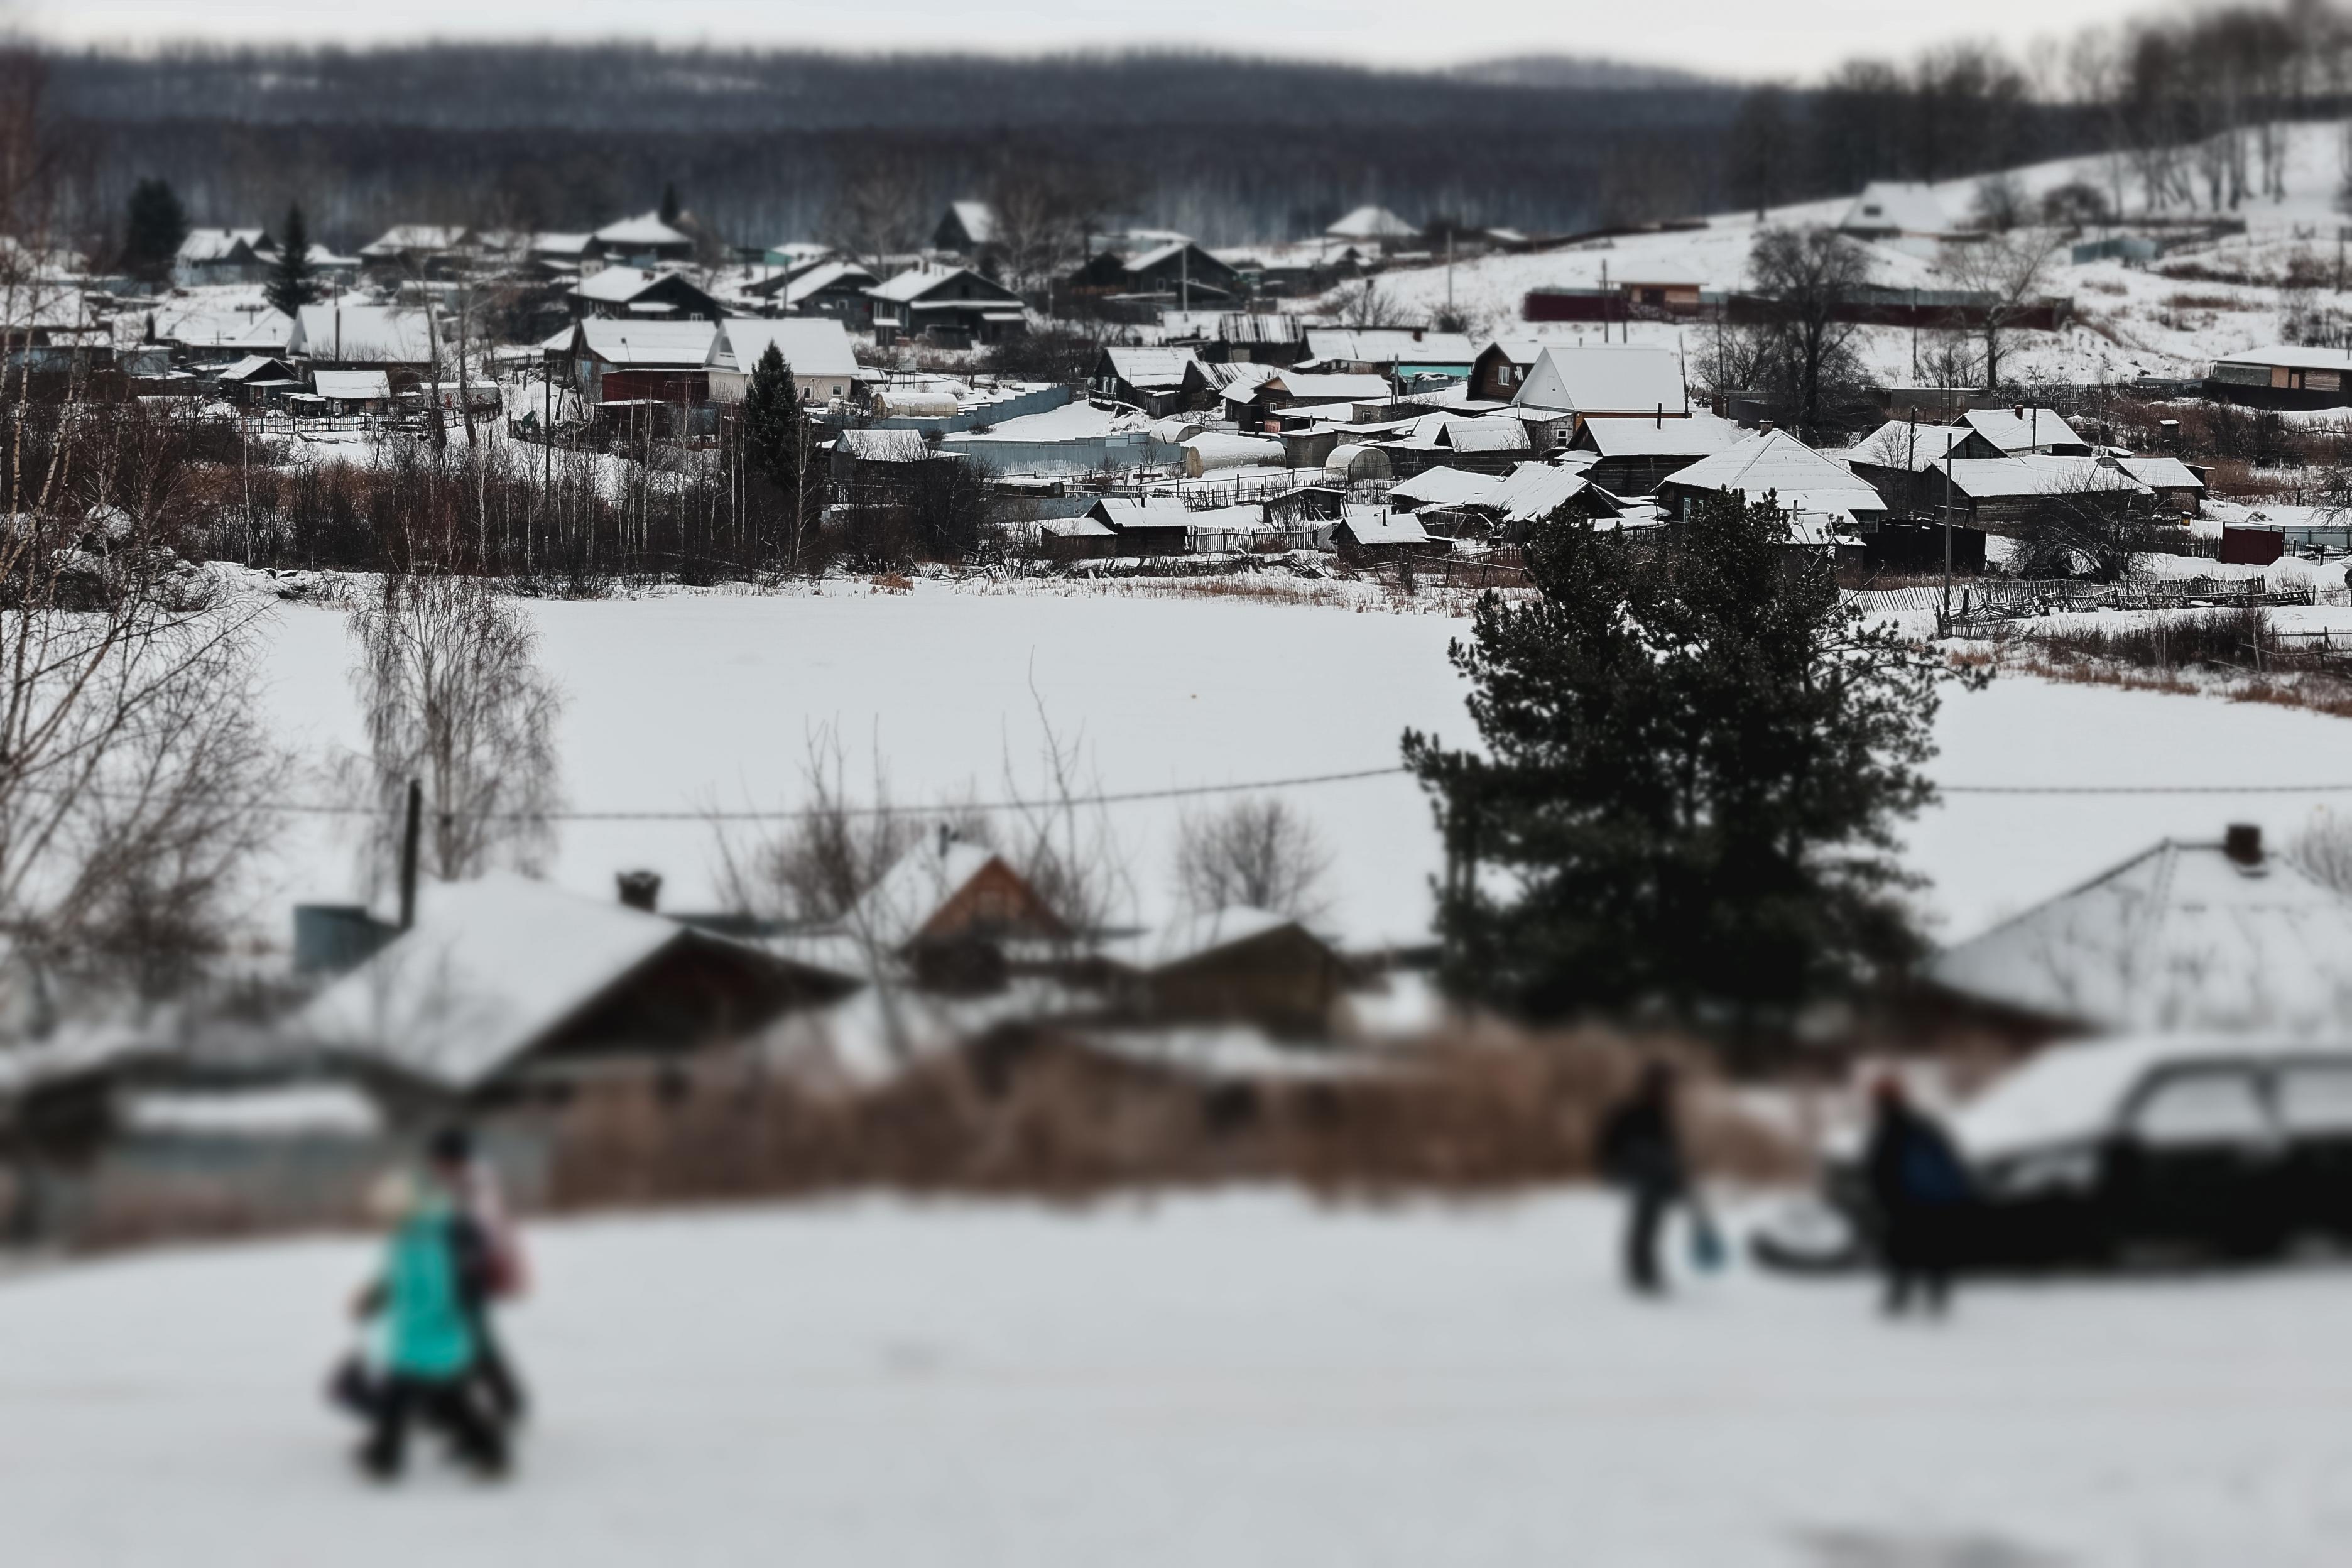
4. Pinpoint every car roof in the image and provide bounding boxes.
[1954,1034,2352,1160]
